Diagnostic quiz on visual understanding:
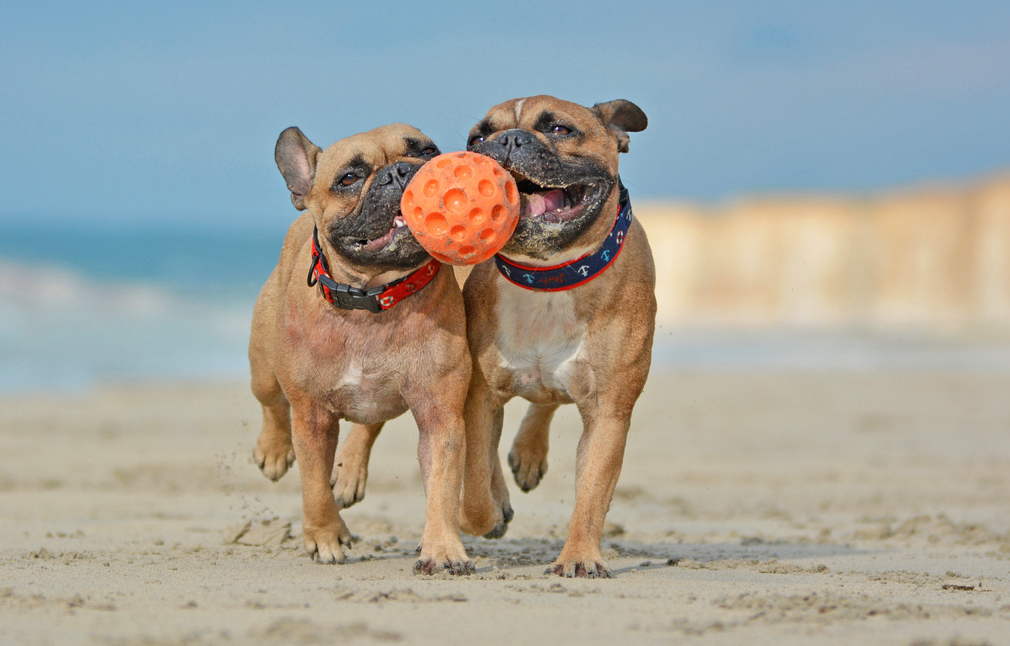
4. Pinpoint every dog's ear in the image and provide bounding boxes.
[275,127,322,211]
[591,100,648,153]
